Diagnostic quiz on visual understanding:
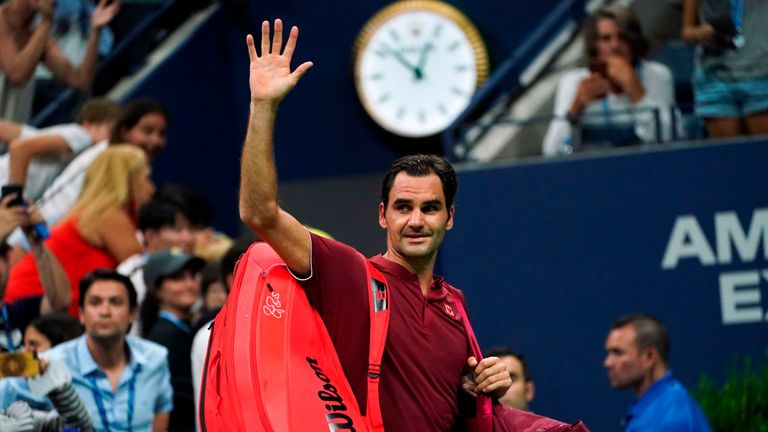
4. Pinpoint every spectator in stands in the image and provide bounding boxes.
[4,145,155,317]
[682,0,768,138]
[604,314,711,431]
[45,269,173,431]
[543,5,677,156]
[153,183,228,262]
[0,0,119,123]
[0,312,83,410]
[0,313,92,431]
[117,198,196,327]
[484,346,535,411]
[141,248,204,432]
[0,199,73,351]
[0,98,121,201]
[32,0,115,113]
[5,97,167,257]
